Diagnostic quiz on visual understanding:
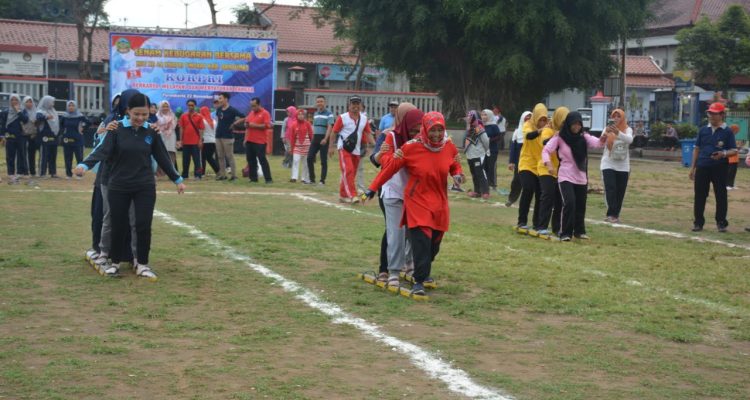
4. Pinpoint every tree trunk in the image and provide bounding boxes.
[344,52,361,90]
[620,36,627,108]
[354,55,366,91]
[207,0,218,27]
[76,22,86,78]
[83,10,101,80]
